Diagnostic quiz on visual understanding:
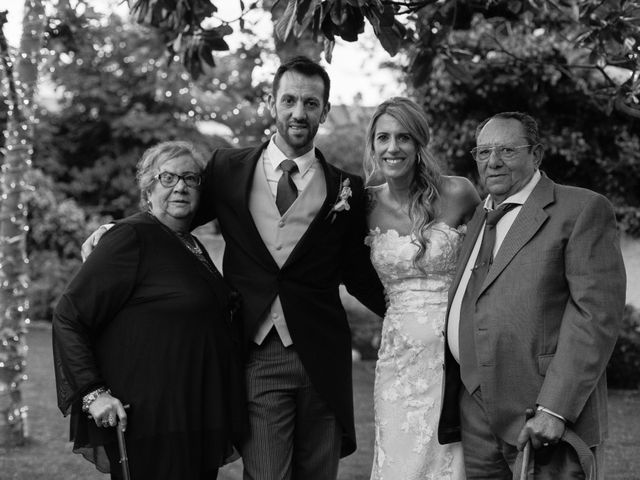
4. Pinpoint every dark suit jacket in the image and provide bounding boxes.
[193,141,386,456]
[438,174,626,447]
